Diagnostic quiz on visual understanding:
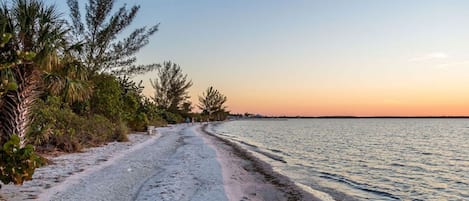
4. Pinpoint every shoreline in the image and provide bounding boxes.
[199,124,321,201]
